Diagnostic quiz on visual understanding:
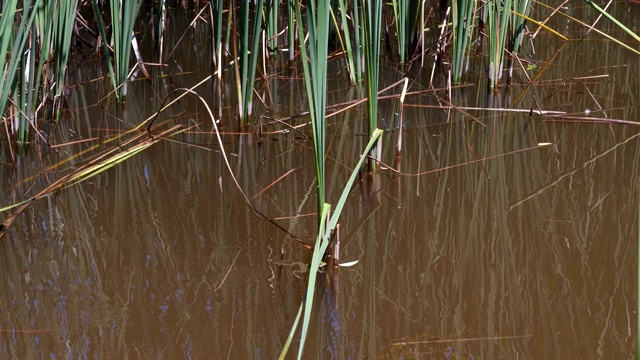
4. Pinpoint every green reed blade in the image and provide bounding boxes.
[303,130,384,357]
[511,0,532,55]
[452,0,477,83]
[487,0,512,89]
[266,0,279,52]
[90,0,117,92]
[247,0,265,116]
[282,1,331,357]
[52,0,79,111]
[157,0,166,63]
[583,0,640,43]
[392,0,419,64]
[286,0,295,61]
[297,203,331,359]
[329,128,383,229]
[362,0,382,160]
[293,0,329,213]
[336,0,356,84]
[212,0,223,76]
[277,301,303,360]
[109,0,143,100]
[352,0,362,82]
[238,0,265,121]
[281,128,383,359]
[28,0,54,123]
